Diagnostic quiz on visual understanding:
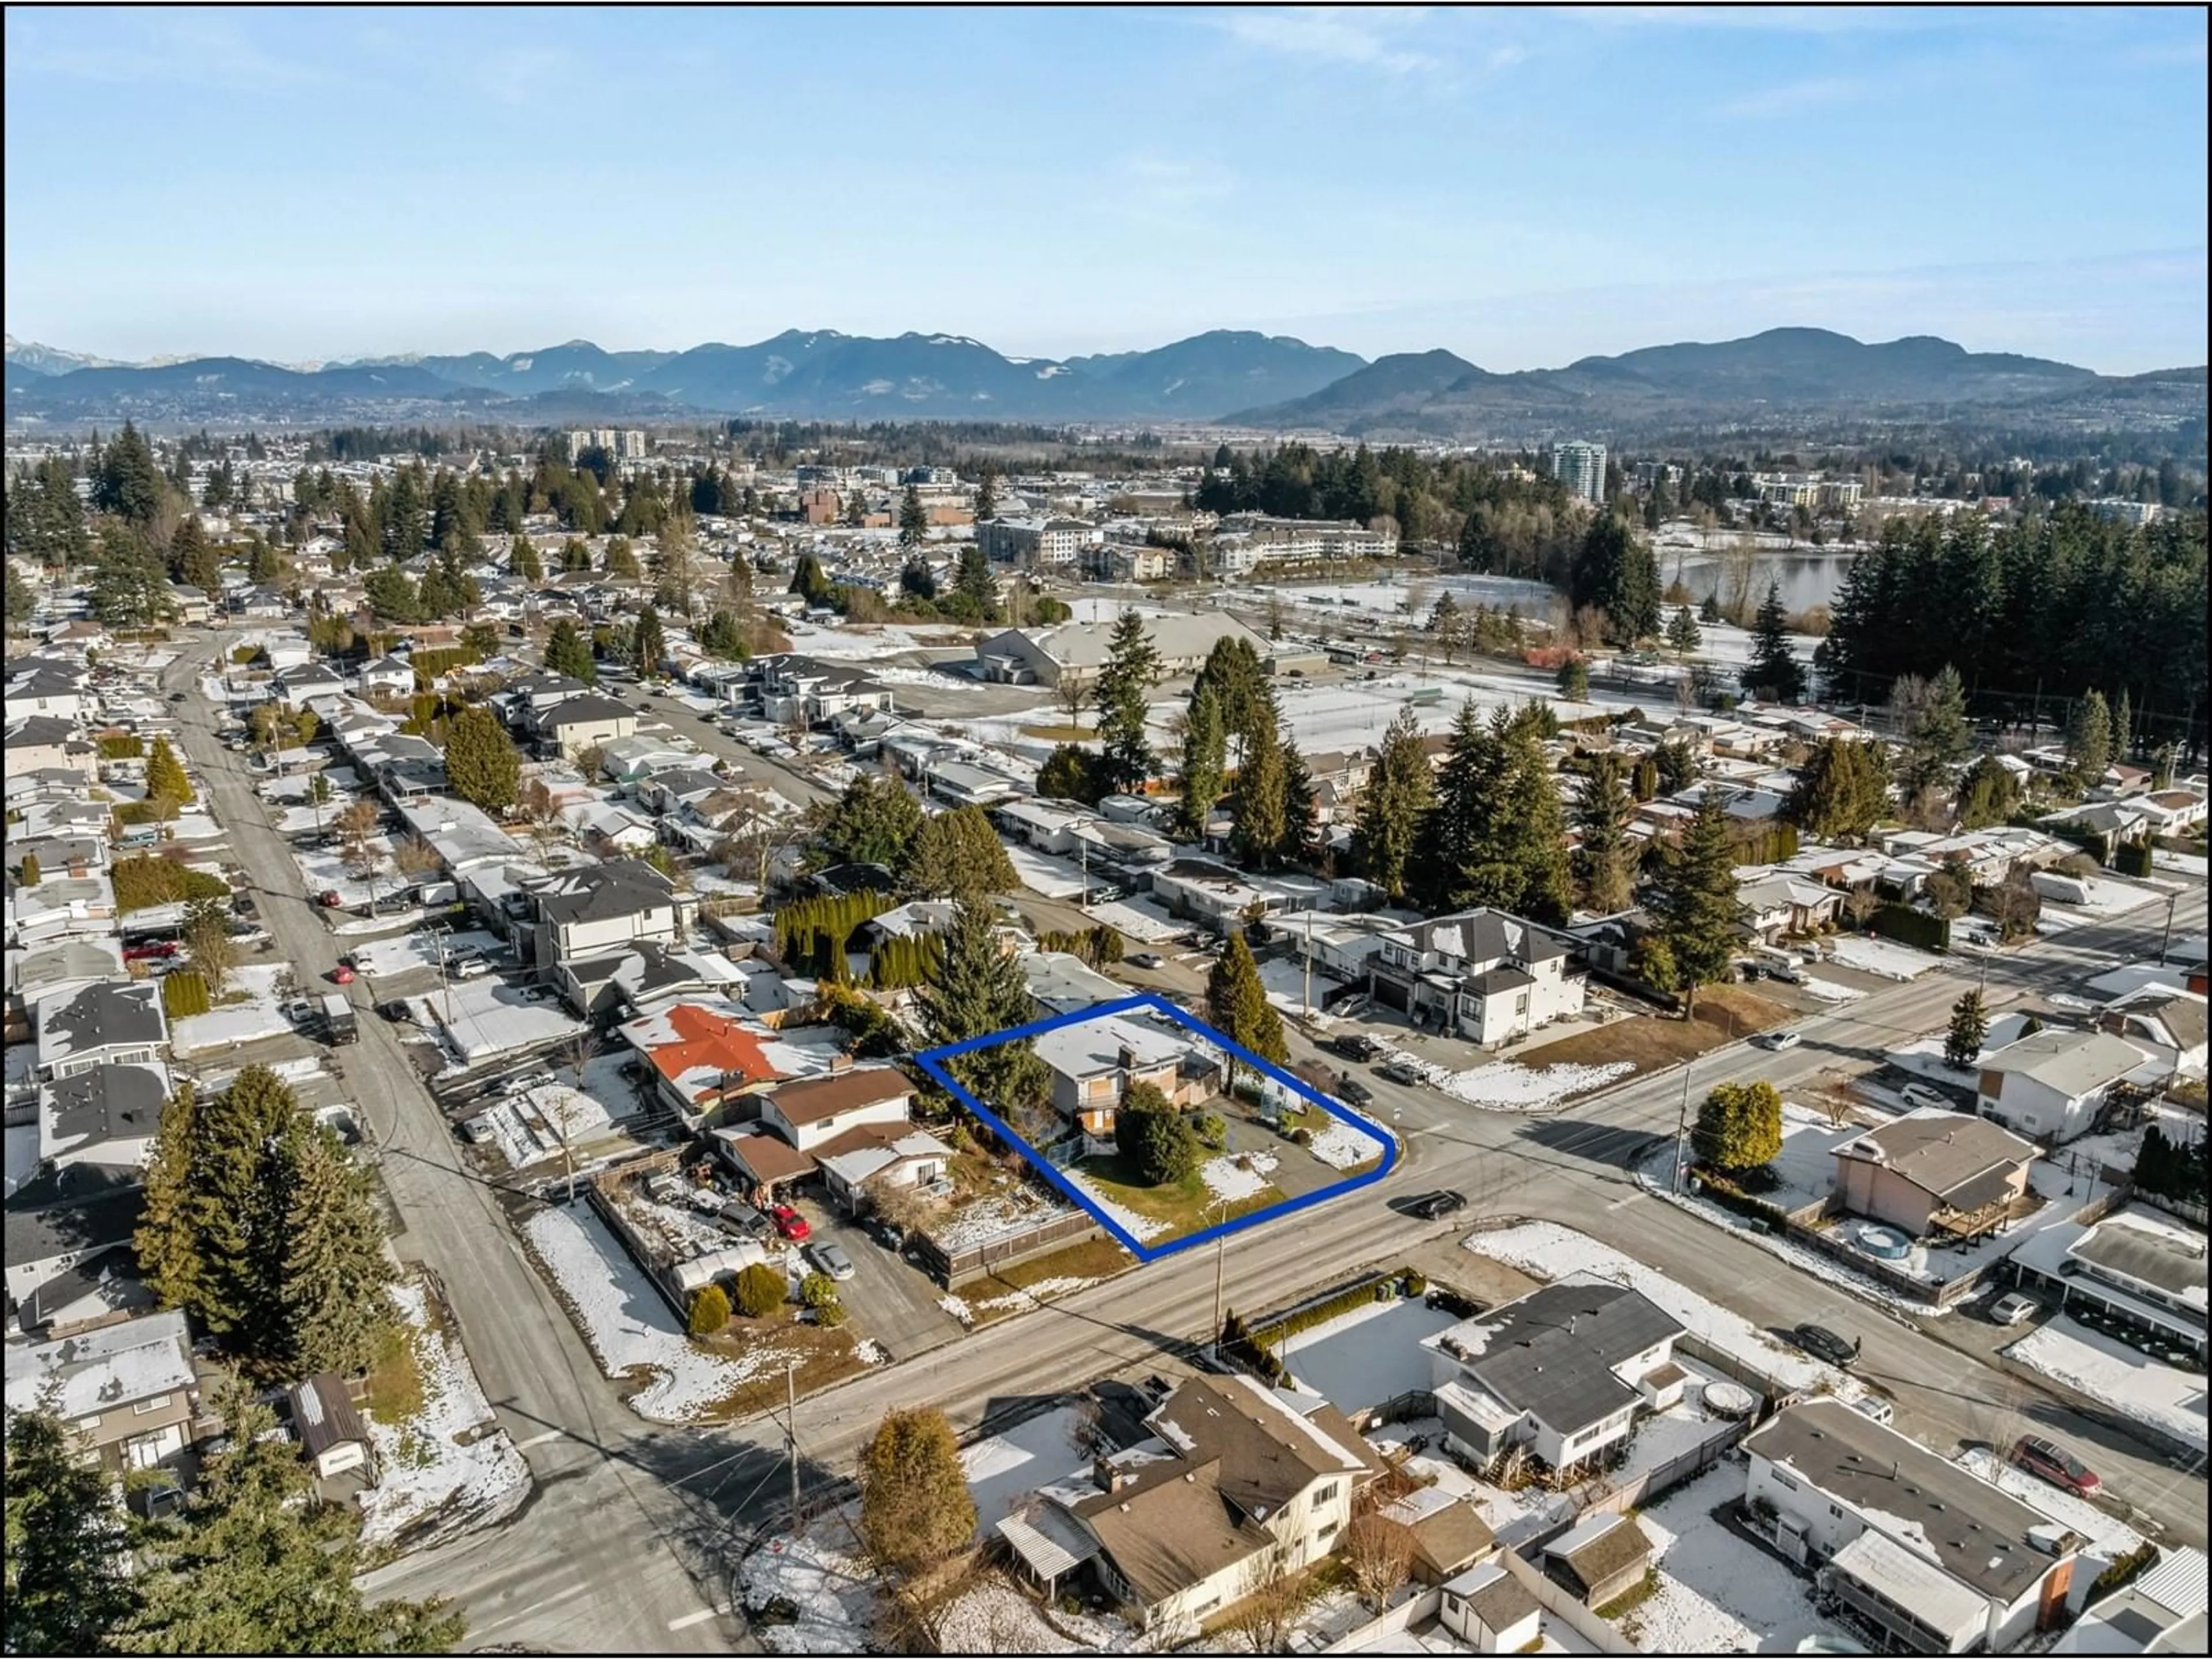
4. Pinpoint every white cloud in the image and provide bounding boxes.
[1719,74,1878,119]
[4,13,338,92]
[1213,6,1440,74]
[1584,5,1936,35]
